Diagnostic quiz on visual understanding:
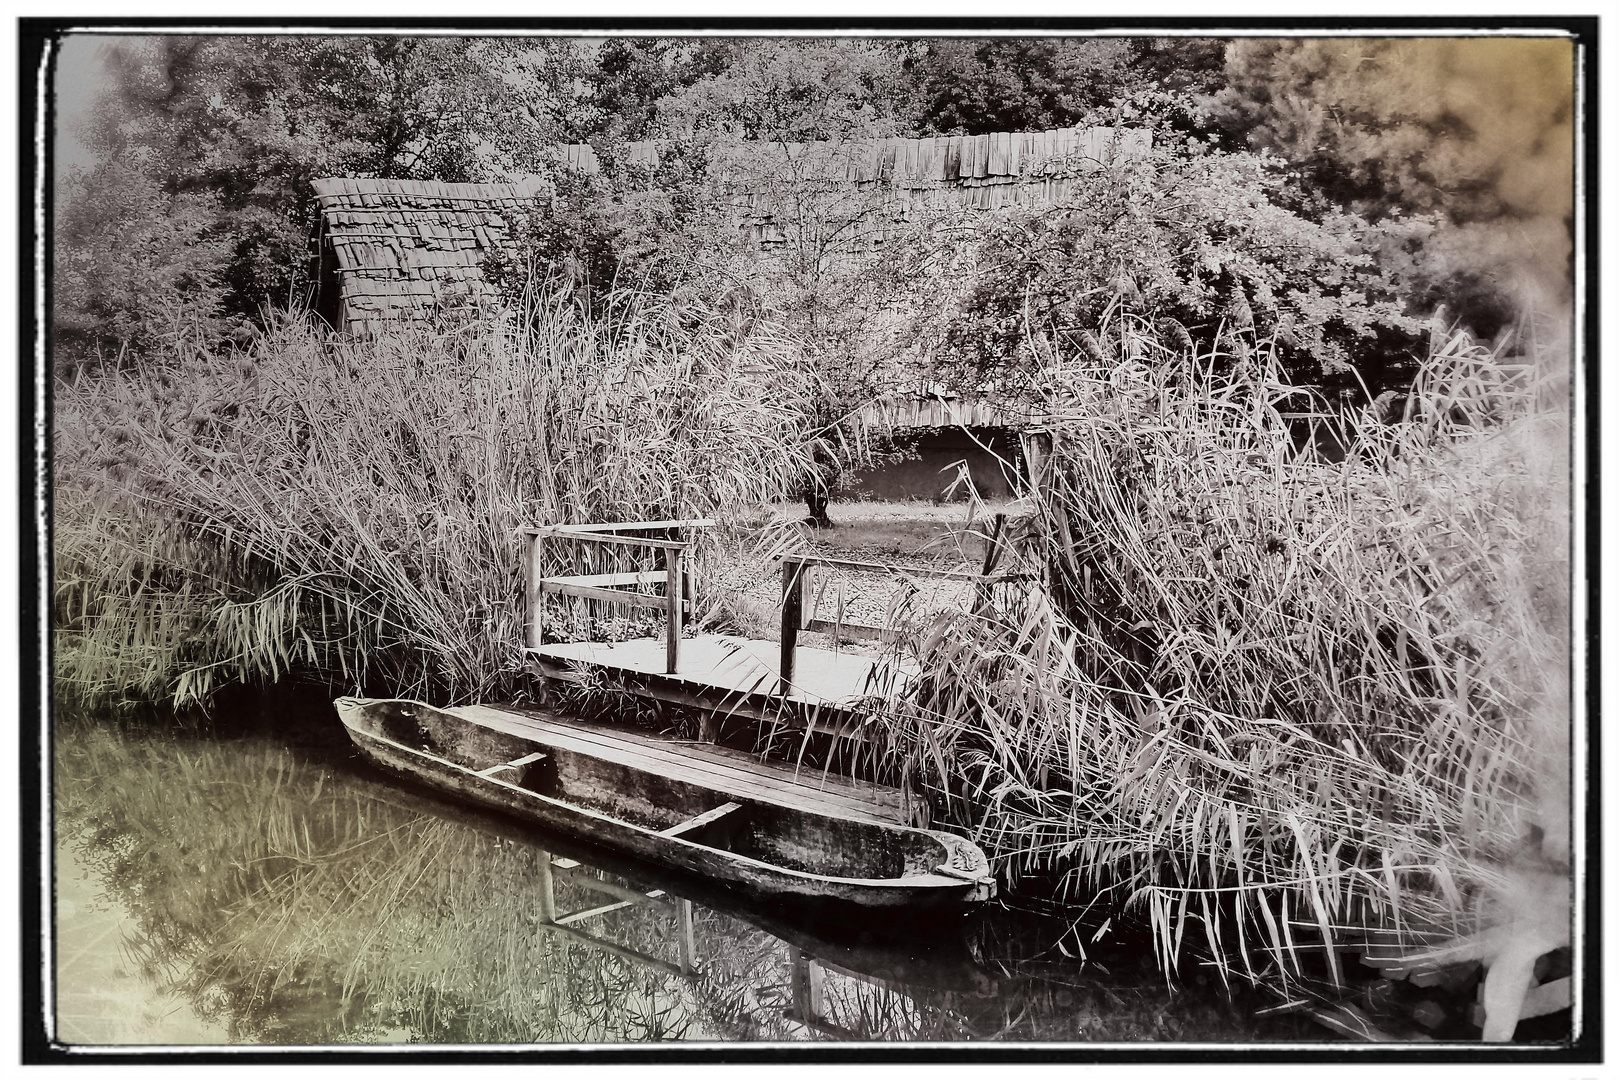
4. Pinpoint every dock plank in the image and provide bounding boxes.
[529,633,915,706]
[452,704,907,824]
